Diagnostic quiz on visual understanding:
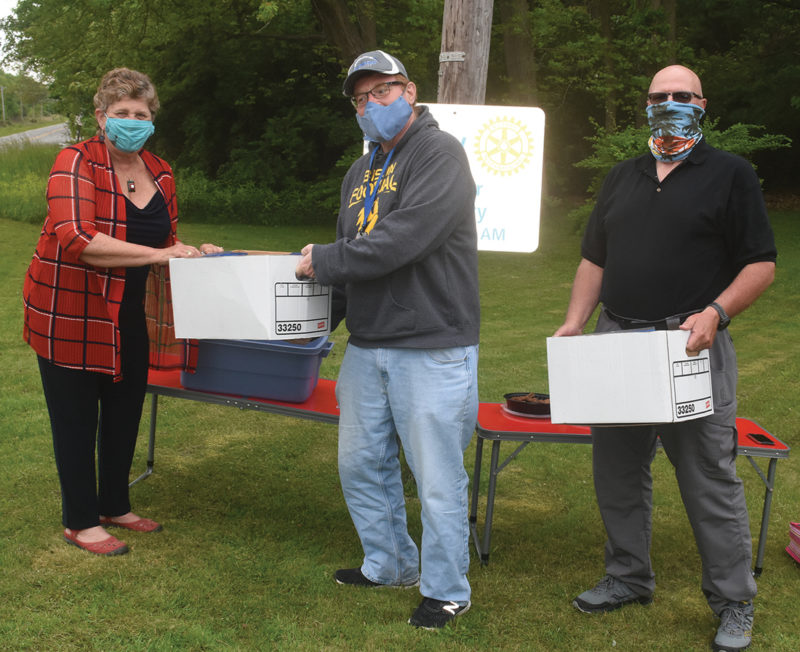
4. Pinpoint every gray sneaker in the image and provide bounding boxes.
[573,575,653,613]
[713,601,754,652]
